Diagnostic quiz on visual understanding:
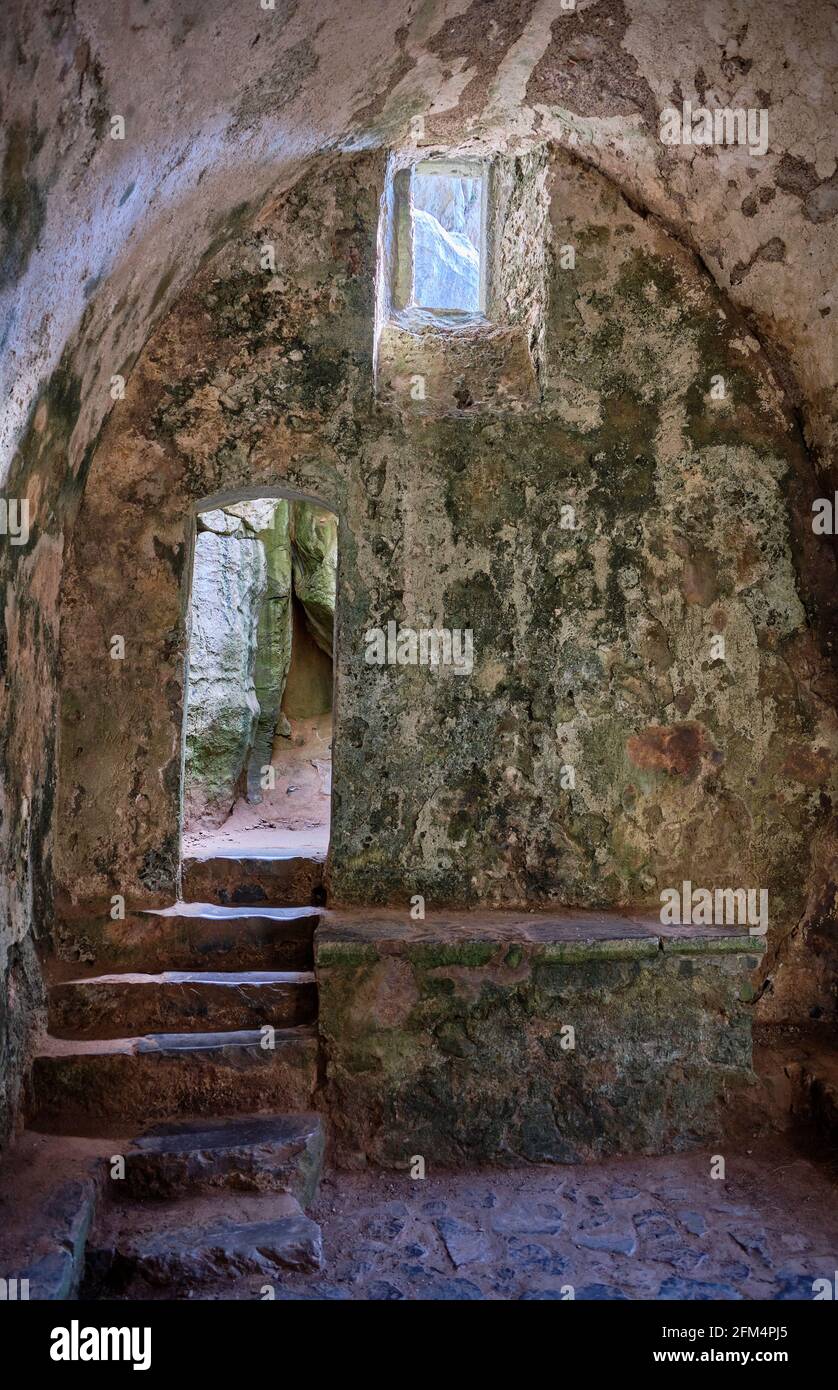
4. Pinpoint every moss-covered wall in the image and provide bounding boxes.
[315,914,765,1166]
[2,0,836,1154]
[52,149,837,1026]
[0,358,84,1144]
